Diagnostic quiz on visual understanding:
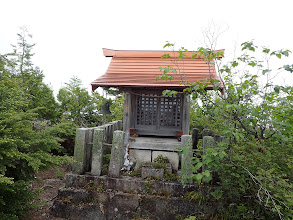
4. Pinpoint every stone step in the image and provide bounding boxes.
[51,187,218,220]
[65,174,216,198]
